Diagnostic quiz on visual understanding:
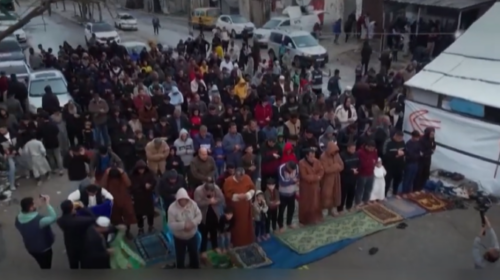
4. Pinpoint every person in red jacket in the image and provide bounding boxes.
[281,142,297,165]
[190,108,201,137]
[355,140,378,207]
[254,97,273,128]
